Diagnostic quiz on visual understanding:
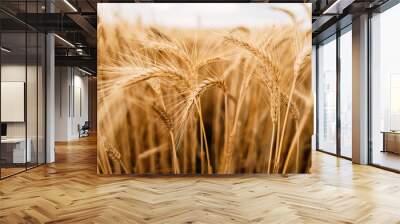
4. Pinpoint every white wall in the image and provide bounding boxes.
[1,65,27,147]
[1,65,35,138]
[72,73,89,138]
[55,66,70,141]
[54,67,89,141]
